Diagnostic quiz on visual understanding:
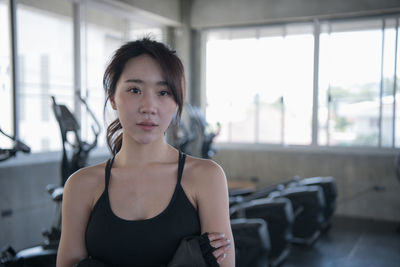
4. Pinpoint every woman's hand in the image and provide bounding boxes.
[208,232,232,264]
